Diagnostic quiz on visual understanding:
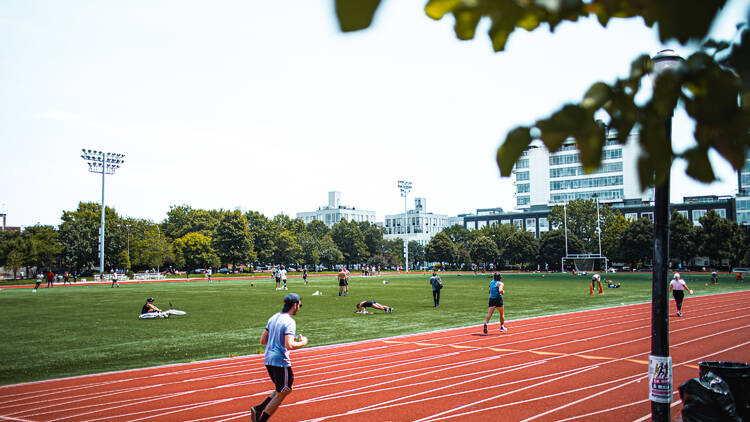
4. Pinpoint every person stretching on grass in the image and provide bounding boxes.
[250,293,308,422]
[355,300,393,314]
[484,273,507,333]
